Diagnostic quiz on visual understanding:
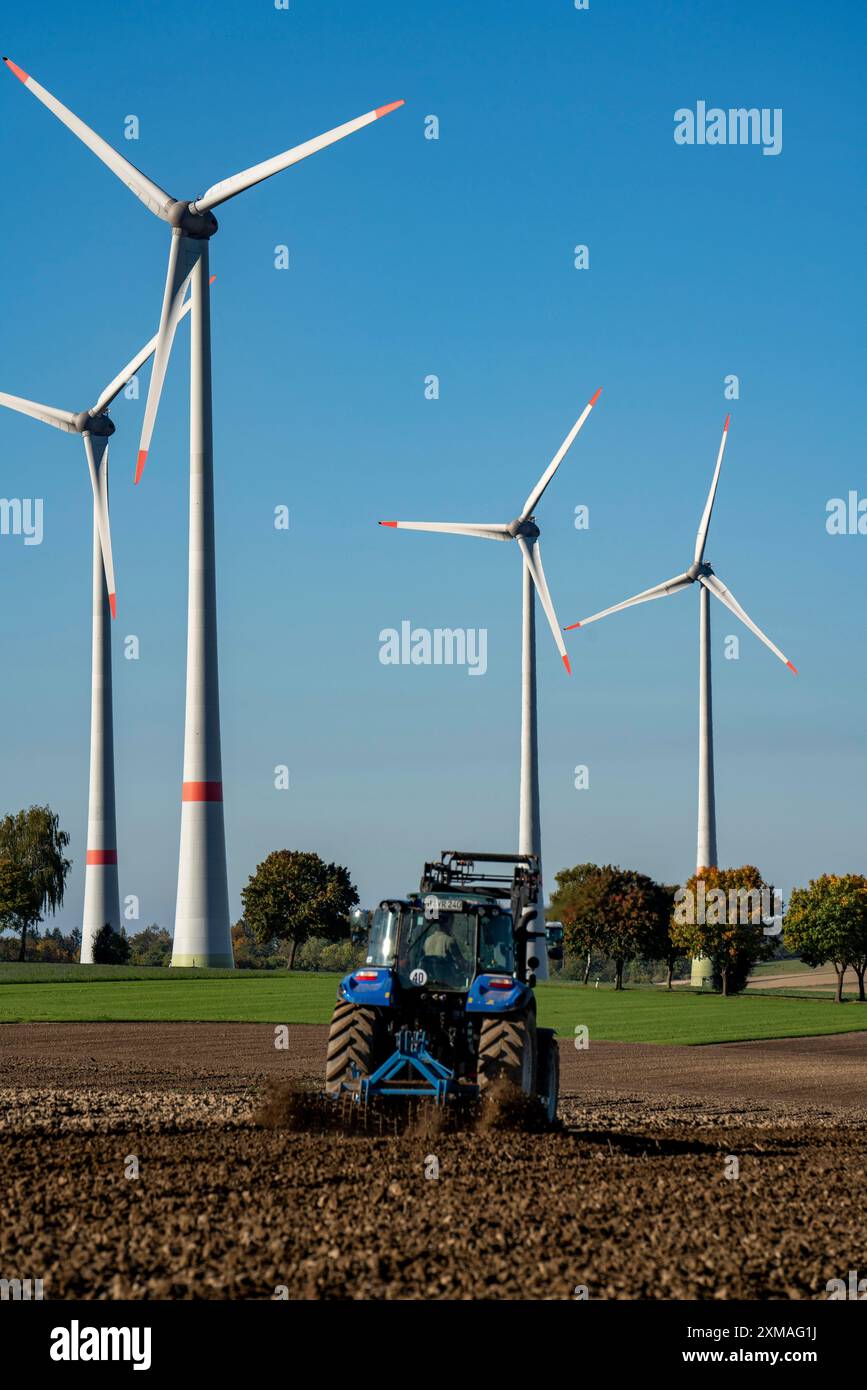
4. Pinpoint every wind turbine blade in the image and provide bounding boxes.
[517,536,571,674]
[520,388,602,521]
[0,391,77,433]
[194,99,405,213]
[700,572,797,673]
[378,520,511,542]
[83,434,117,618]
[92,288,198,416]
[694,414,730,563]
[564,571,693,629]
[3,57,174,221]
[135,236,203,482]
